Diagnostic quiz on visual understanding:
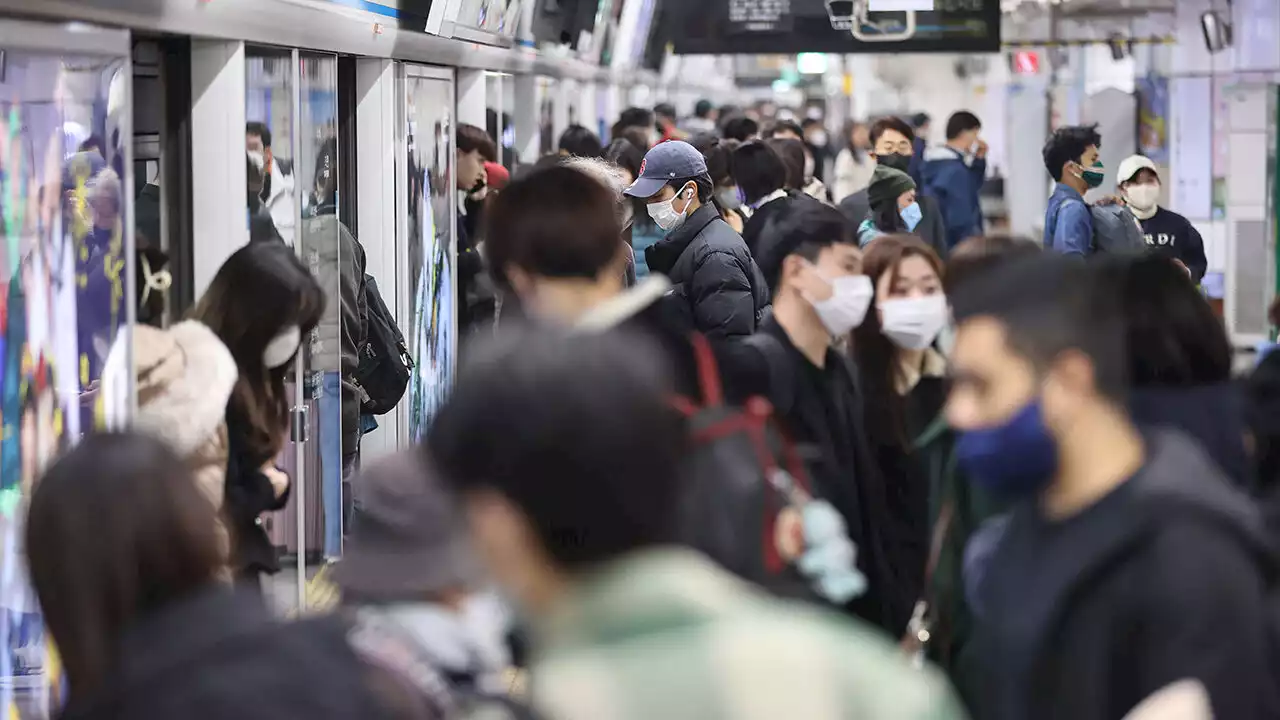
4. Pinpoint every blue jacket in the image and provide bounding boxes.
[921,146,985,249]
[909,136,926,187]
[631,218,665,279]
[1043,183,1093,256]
